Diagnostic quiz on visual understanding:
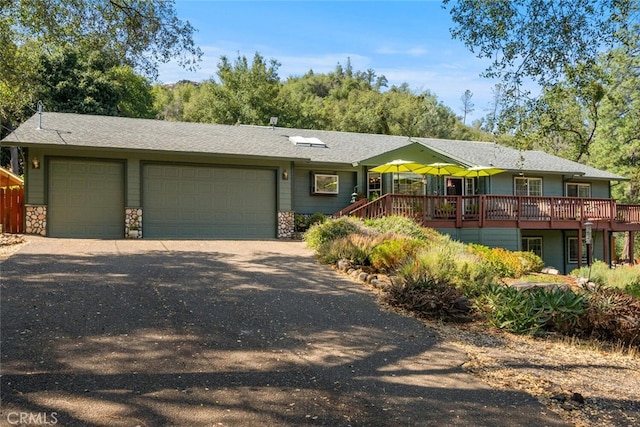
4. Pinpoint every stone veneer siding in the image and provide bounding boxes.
[25,205,47,236]
[125,208,143,239]
[278,211,295,238]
